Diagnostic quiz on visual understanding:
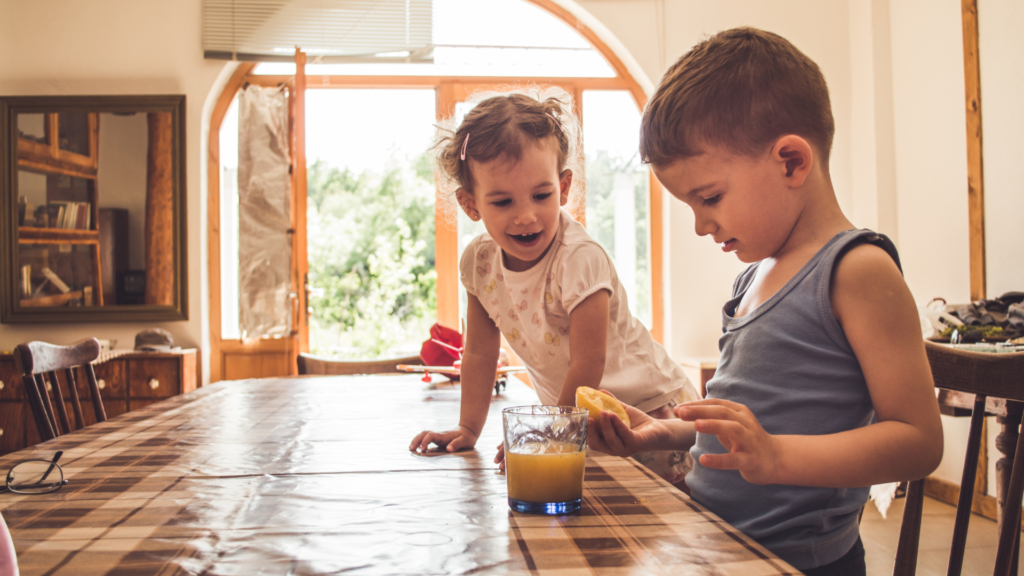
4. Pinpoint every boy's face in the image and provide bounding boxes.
[653,145,802,263]
[457,137,572,272]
